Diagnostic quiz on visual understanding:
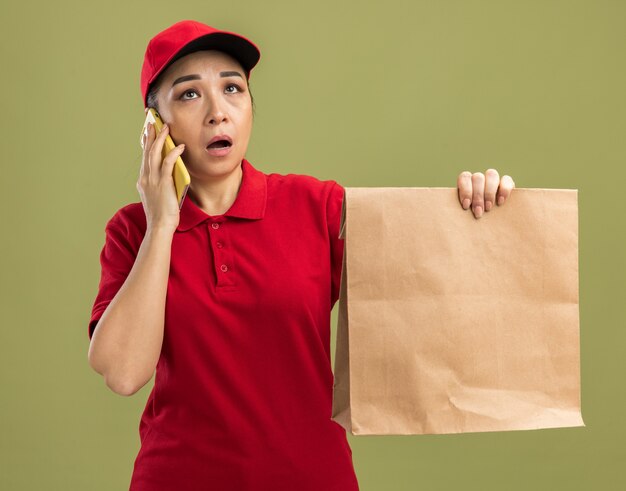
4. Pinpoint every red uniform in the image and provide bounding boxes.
[88,158,359,490]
